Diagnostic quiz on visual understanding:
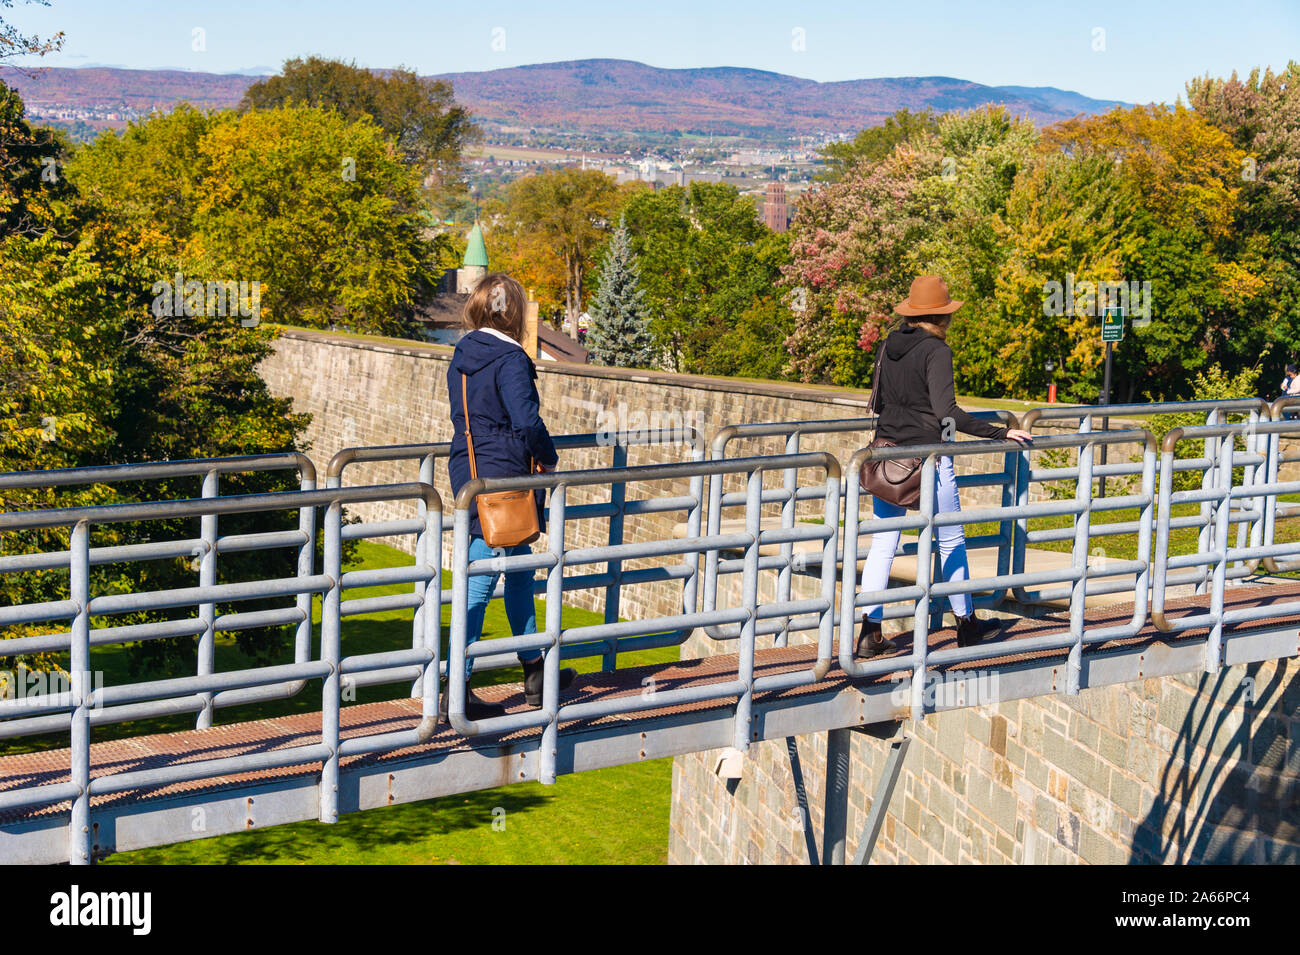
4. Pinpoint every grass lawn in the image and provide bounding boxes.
[8,540,678,864]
